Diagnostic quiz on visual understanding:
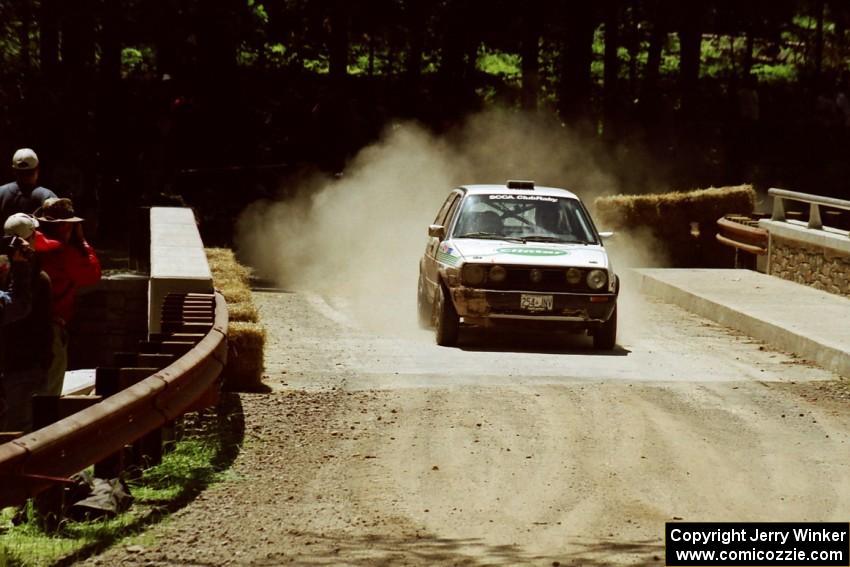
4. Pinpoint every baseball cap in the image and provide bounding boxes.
[12,148,39,170]
[4,212,39,239]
